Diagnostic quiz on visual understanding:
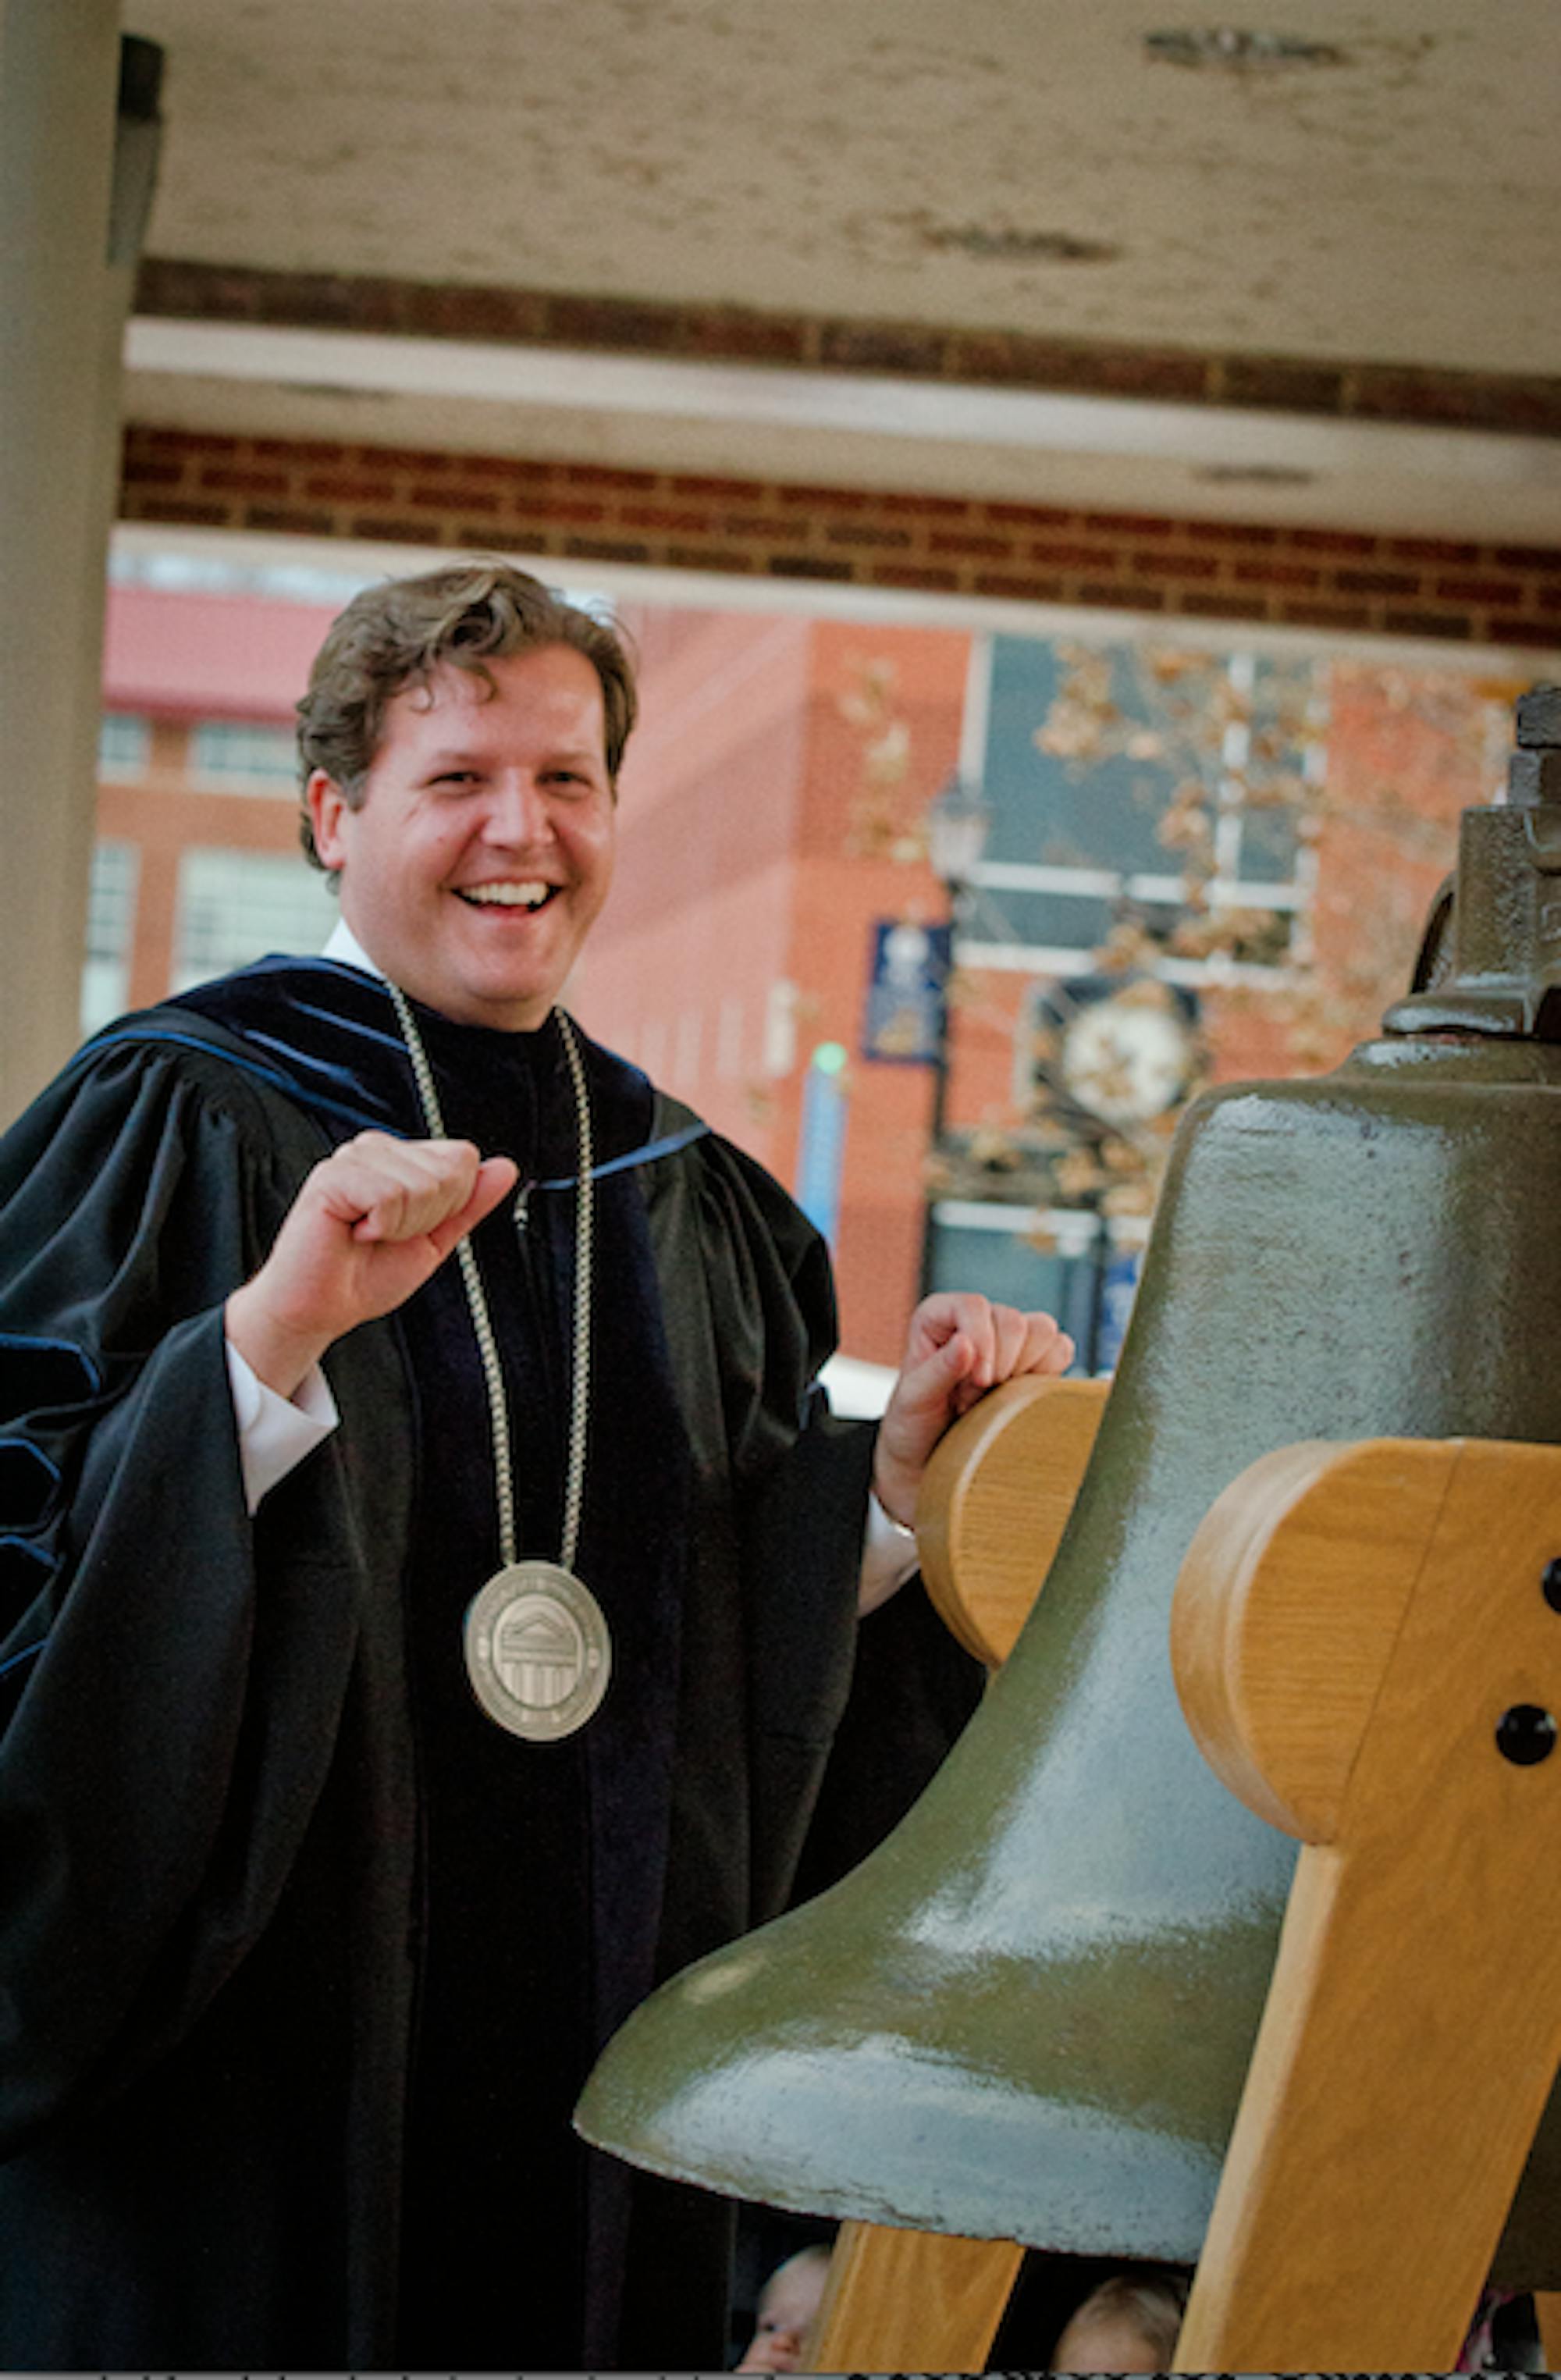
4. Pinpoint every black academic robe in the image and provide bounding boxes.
[0,960,976,2372]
